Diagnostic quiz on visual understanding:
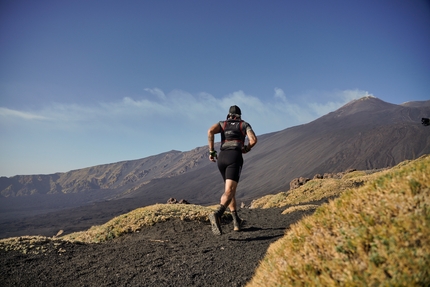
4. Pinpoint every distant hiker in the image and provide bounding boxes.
[207,105,258,235]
